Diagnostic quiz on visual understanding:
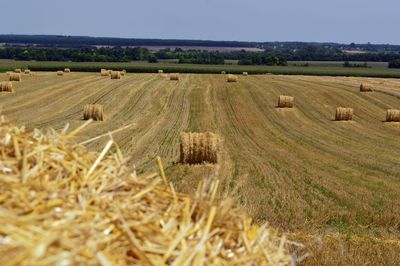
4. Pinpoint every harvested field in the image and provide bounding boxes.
[0,72,400,264]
